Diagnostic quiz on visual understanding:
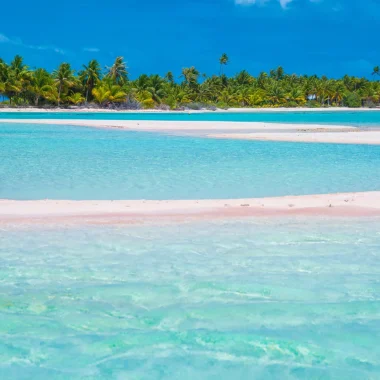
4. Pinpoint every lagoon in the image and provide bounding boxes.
[1,110,380,127]
[1,218,380,379]
[1,122,380,200]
